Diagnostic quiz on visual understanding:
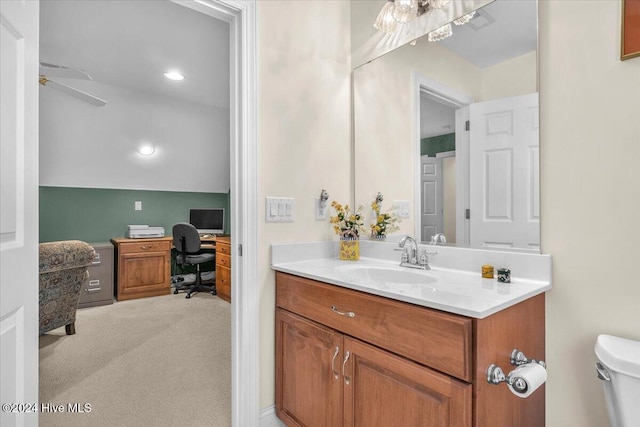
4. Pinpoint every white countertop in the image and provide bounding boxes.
[272,257,551,319]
